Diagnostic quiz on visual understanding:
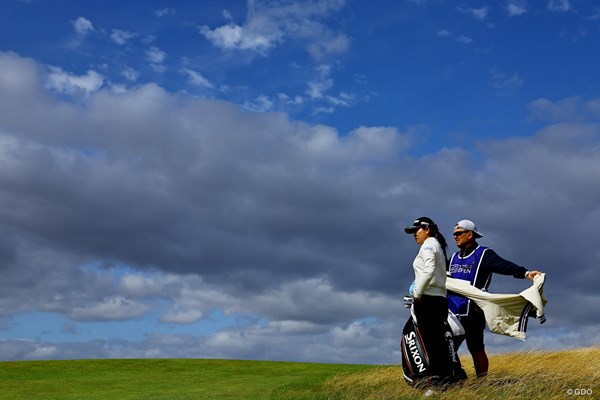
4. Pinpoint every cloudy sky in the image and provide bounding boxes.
[0,0,599,363]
